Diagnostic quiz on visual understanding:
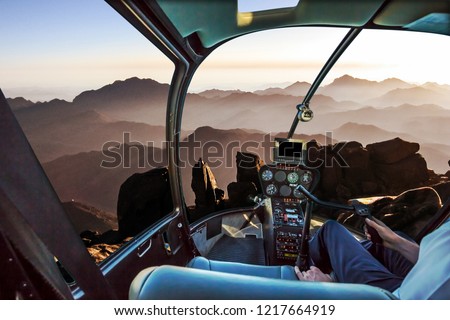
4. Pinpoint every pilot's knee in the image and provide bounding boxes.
[321,220,345,234]
[322,219,339,228]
